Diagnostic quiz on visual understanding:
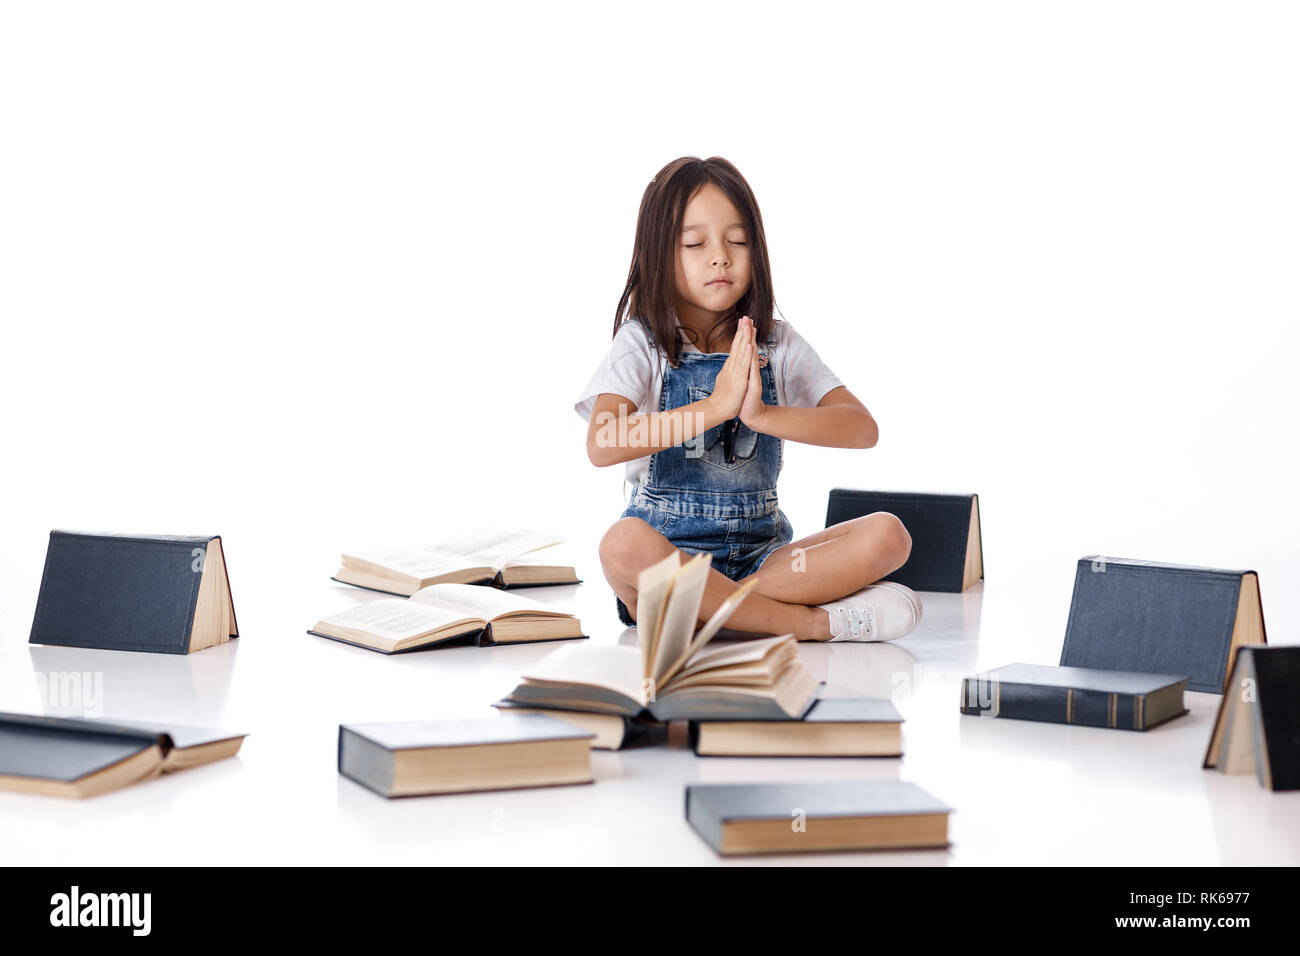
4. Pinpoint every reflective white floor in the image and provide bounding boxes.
[2,538,1298,866]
